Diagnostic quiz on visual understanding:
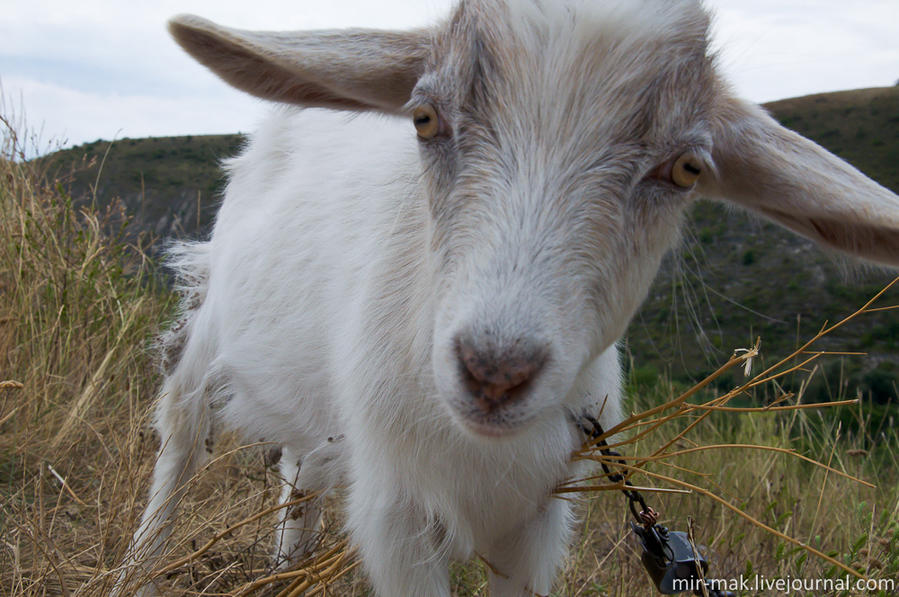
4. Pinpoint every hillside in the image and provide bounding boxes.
[38,87,899,400]
[40,133,245,241]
